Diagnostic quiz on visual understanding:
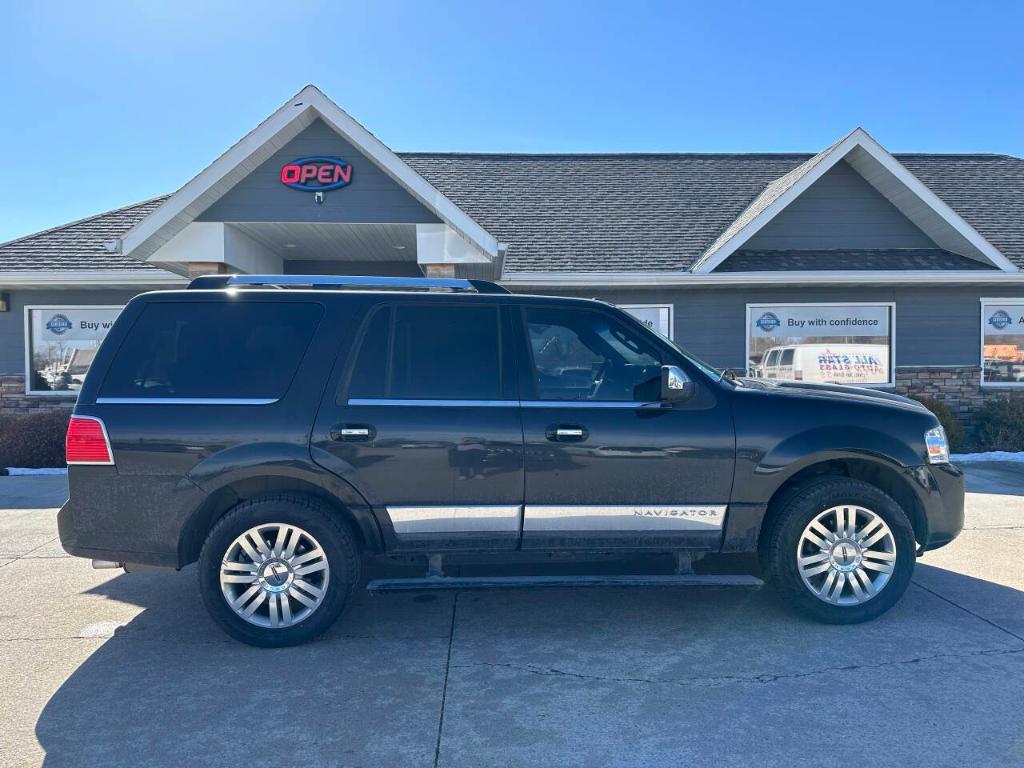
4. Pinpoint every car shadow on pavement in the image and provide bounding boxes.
[33,562,1024,768]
